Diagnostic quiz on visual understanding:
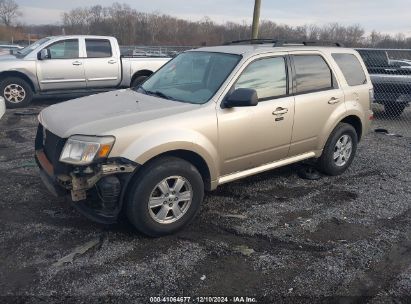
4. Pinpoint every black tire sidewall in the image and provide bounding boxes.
[317,123,358,176]
[126,157,204,237]
[1,77,33,108]
[131,75,149,88]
